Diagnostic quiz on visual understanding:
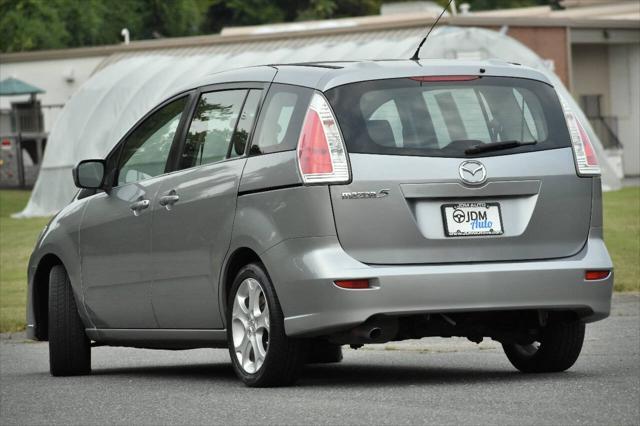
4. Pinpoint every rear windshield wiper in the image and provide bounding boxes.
[464,140,537,155]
